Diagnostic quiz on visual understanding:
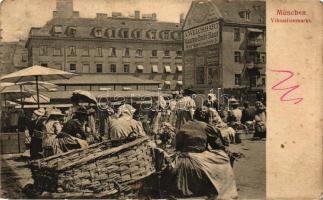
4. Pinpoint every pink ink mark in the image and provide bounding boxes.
[270,69,303,104]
